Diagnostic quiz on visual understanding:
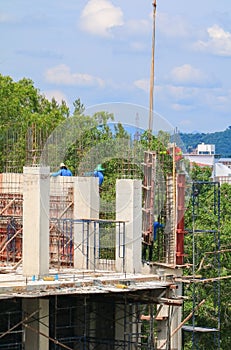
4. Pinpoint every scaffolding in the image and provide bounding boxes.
[183,181,221,349]
[0,279,179,350]
[141,149,188,268]
[0,299,23,350]
[49,217,126,272]
[48,294,151,350]
[0,174,127,273]
[142,151,157,247]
